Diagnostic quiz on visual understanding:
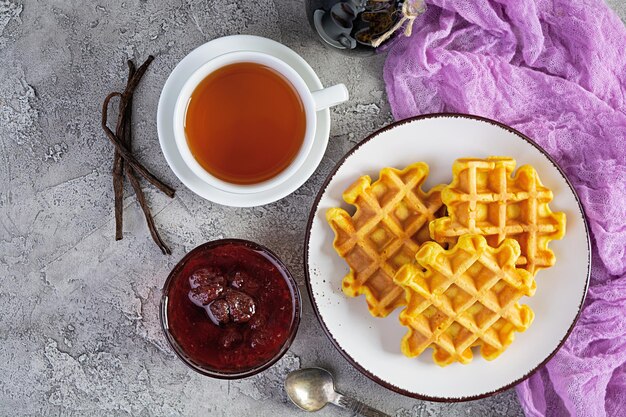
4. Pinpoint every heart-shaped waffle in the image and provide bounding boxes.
[394,234,536,366]
[326,162,445,317]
